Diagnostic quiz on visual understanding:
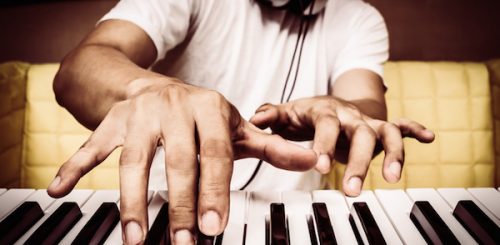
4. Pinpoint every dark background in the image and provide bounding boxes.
[1,0,499,63]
